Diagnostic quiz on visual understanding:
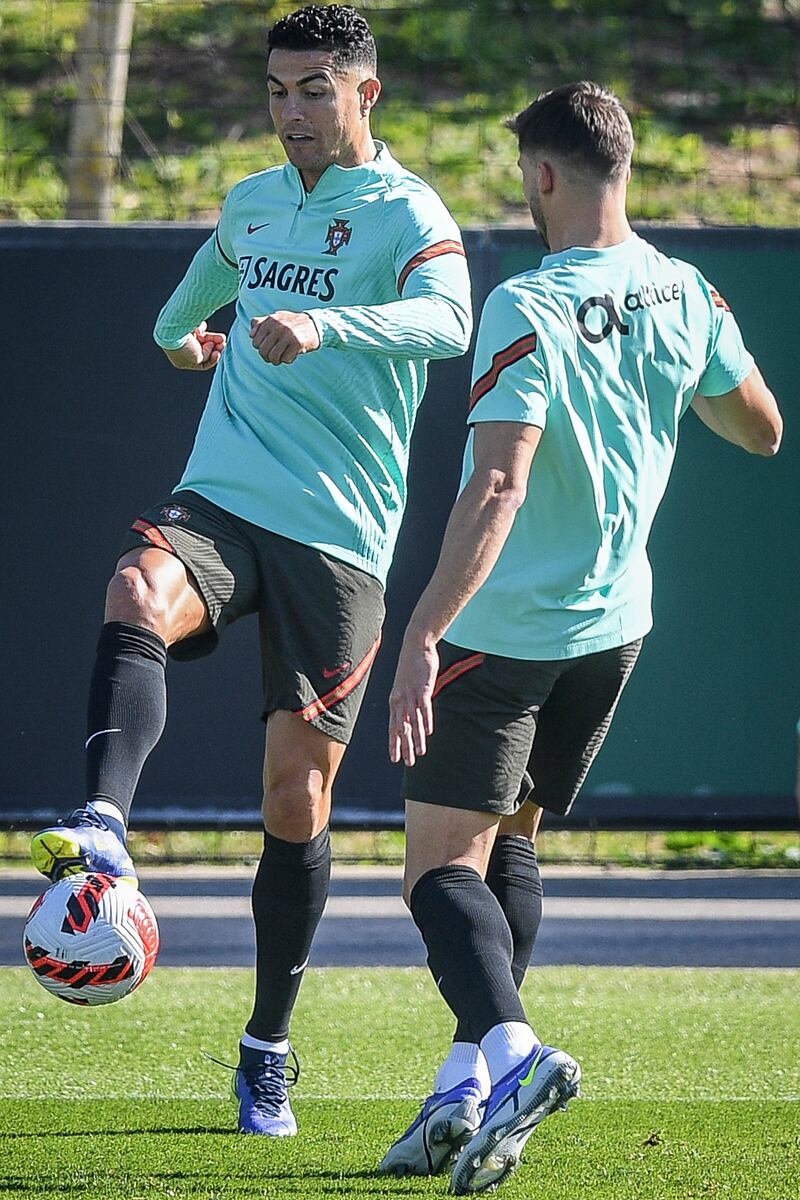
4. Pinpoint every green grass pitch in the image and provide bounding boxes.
[2,966,798,1198]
